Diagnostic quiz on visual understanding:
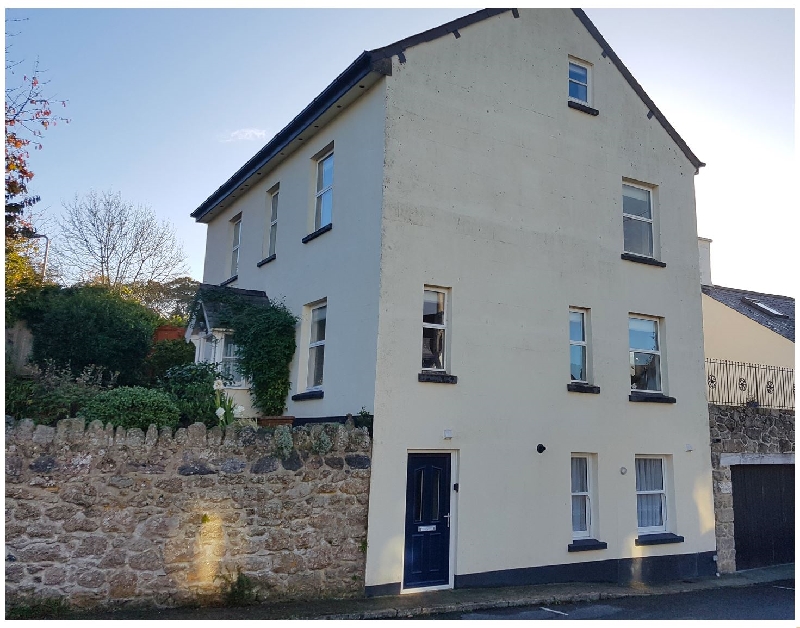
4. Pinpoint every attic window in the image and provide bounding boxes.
[742,297,789,318]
